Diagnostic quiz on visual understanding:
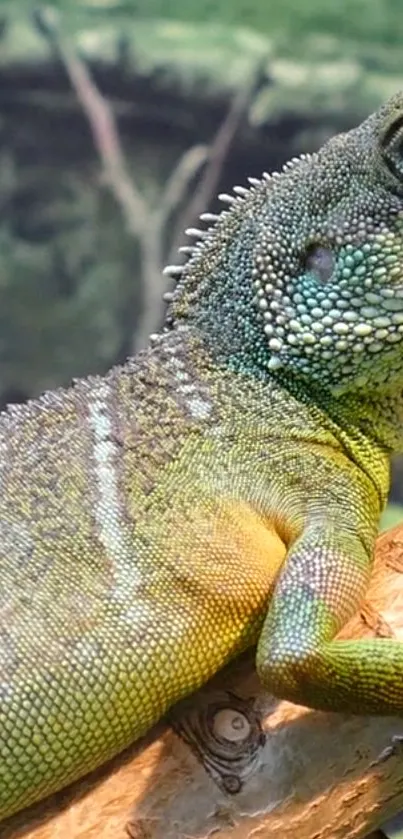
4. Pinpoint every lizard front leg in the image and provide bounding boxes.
[256,519,403,714]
